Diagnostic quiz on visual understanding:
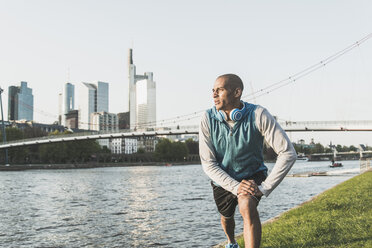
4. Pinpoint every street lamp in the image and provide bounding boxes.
[0,87,9,166]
